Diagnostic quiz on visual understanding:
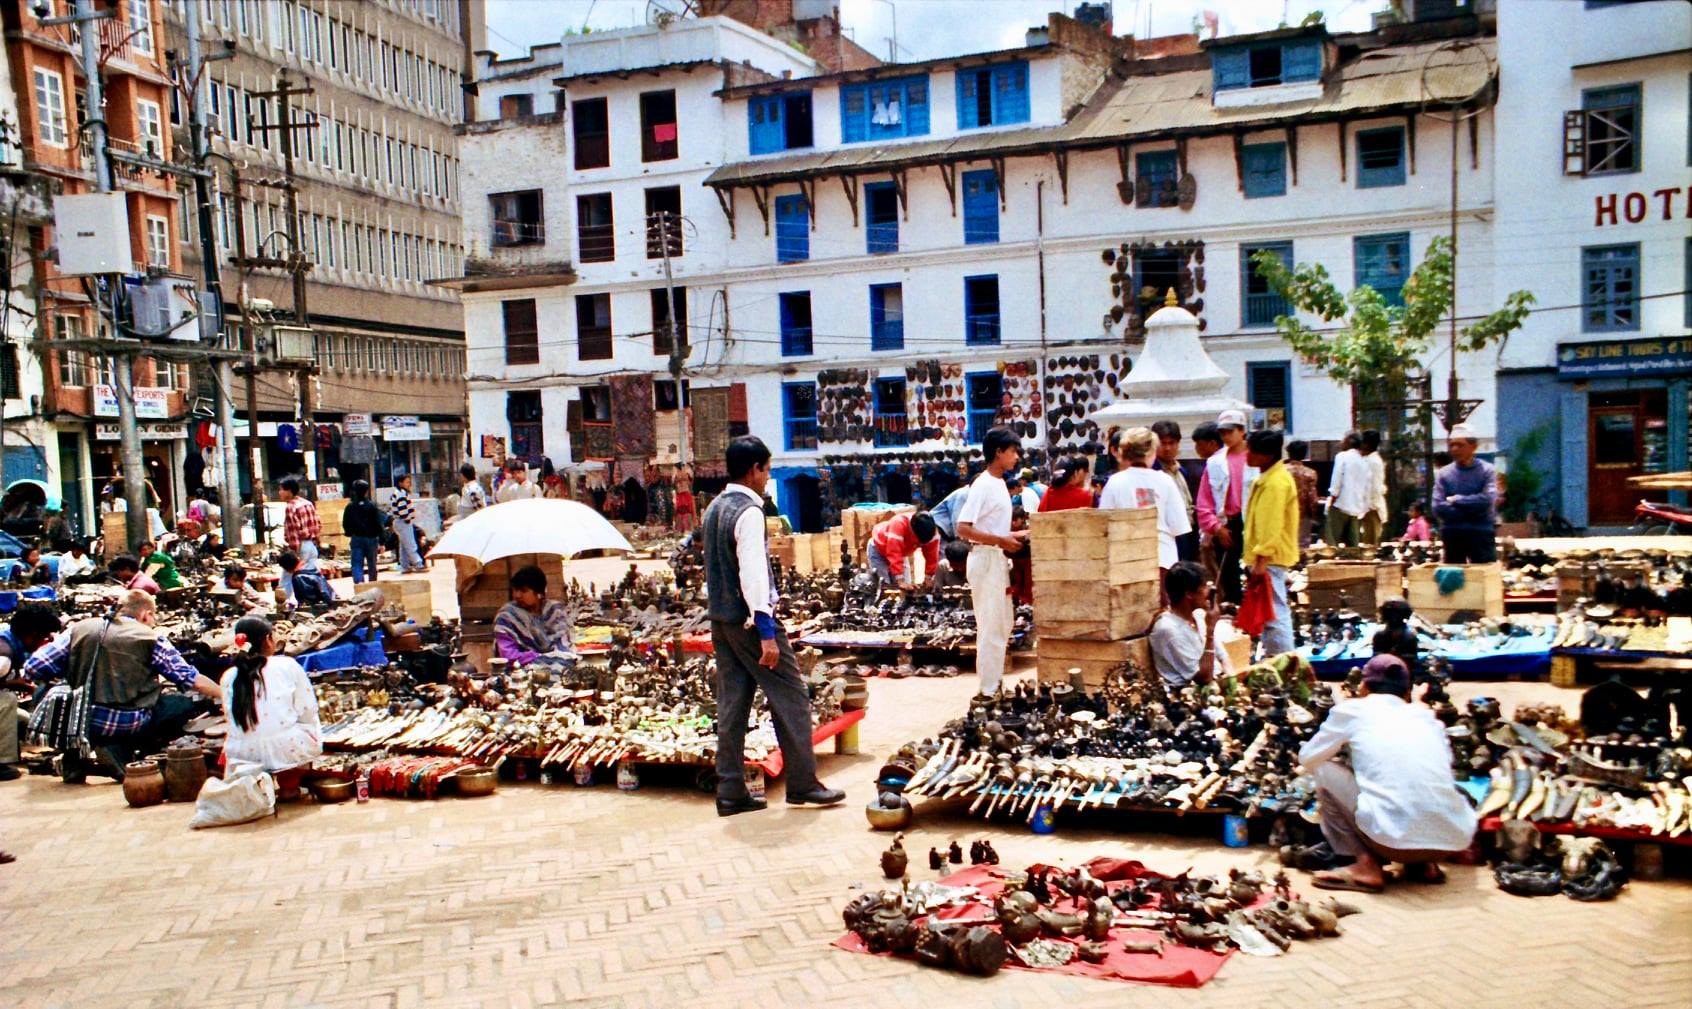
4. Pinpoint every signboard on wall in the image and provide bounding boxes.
[381,415,432,441]
[93,385,169,419]
[344,412,373,435]
[1558,339,1692,380]
[95,422,188,441]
